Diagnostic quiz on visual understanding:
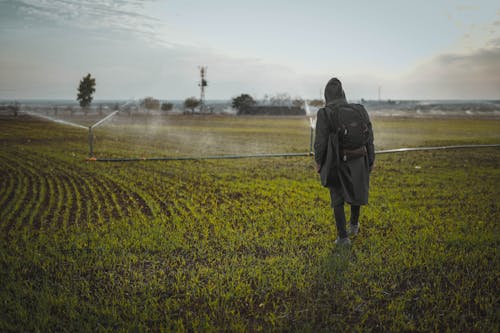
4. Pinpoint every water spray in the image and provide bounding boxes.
[23,111,88,130]
[304,100,320,155]
[23,100,132,158]
[90,110,119,129]
[304,100,316,155]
